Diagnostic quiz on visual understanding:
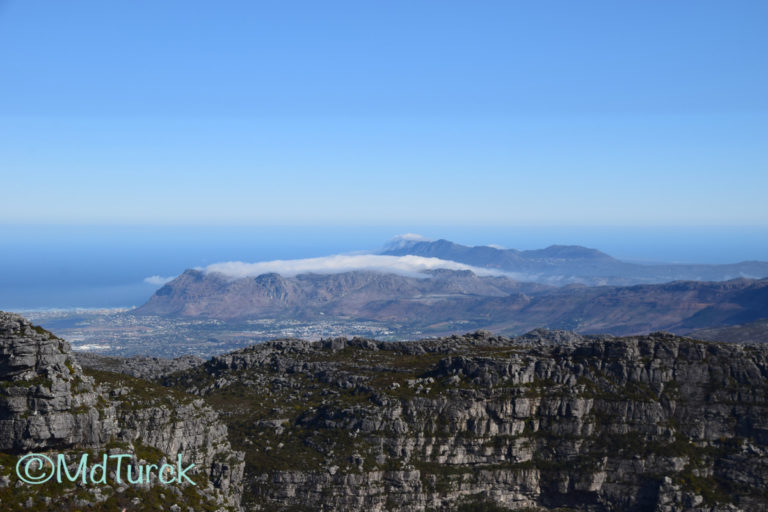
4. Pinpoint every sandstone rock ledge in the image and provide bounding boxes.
[165,330,768,511]
[0,311,244,511]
